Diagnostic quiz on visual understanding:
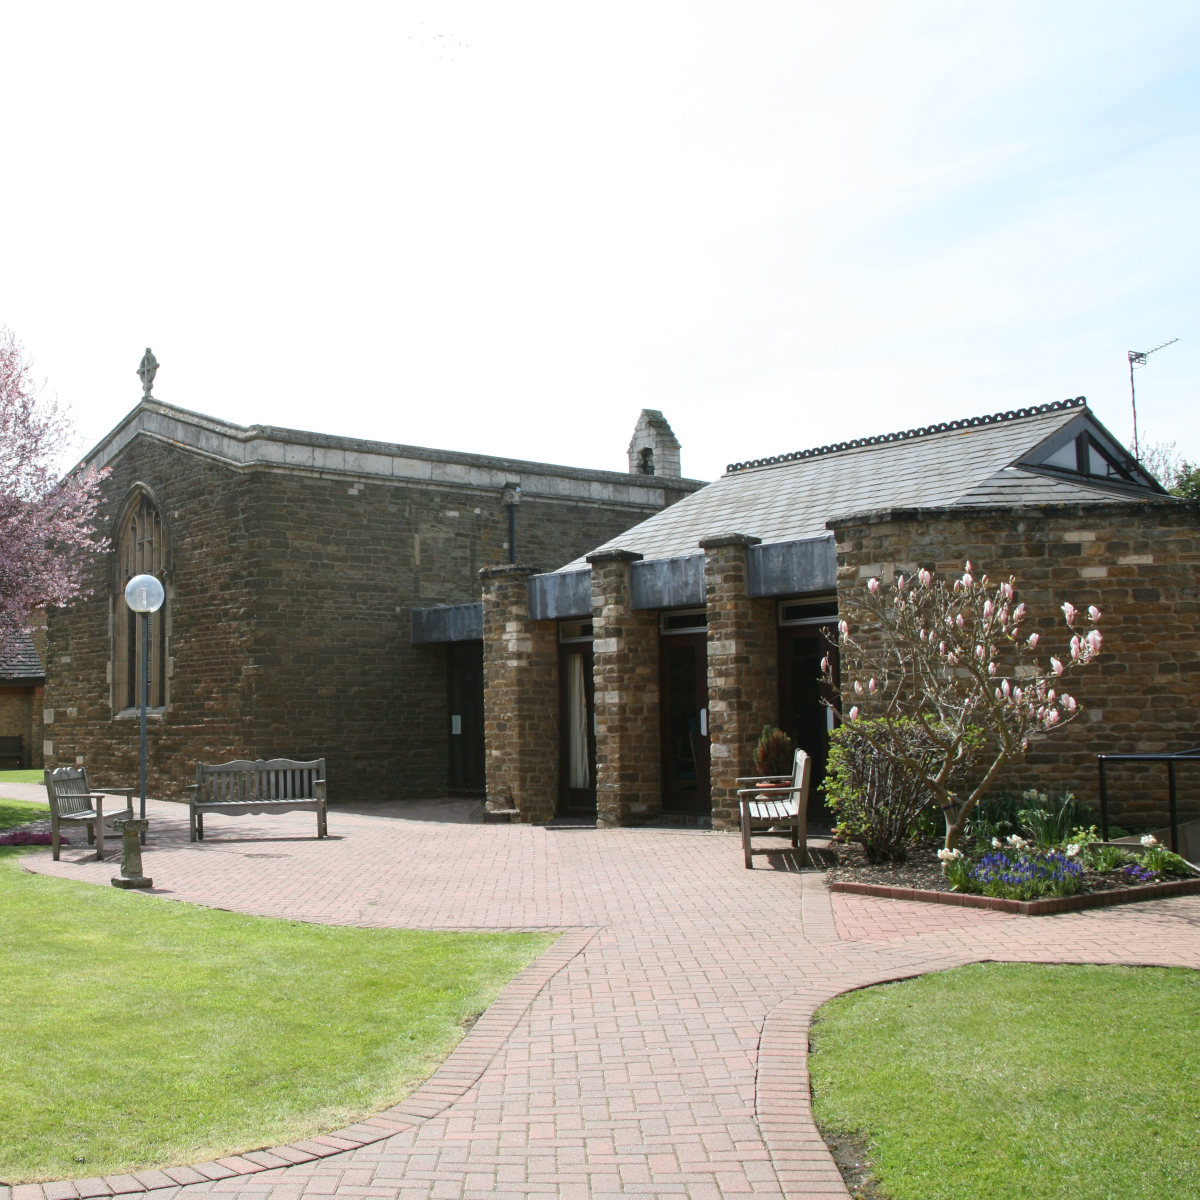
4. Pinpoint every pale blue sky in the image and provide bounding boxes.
[3,1,1196,482]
